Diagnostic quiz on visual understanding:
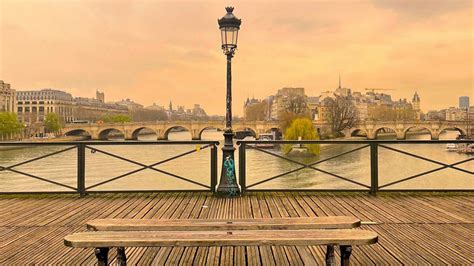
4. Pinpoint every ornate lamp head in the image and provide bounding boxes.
[218,7,241,55]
